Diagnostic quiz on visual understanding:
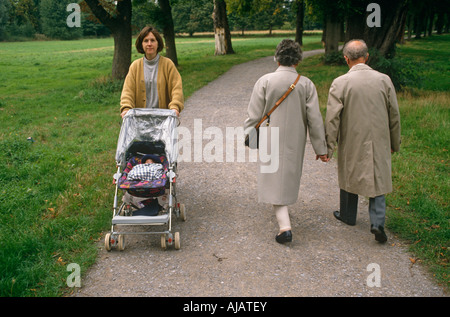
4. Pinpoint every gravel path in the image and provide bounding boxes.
[73,51,446,298]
